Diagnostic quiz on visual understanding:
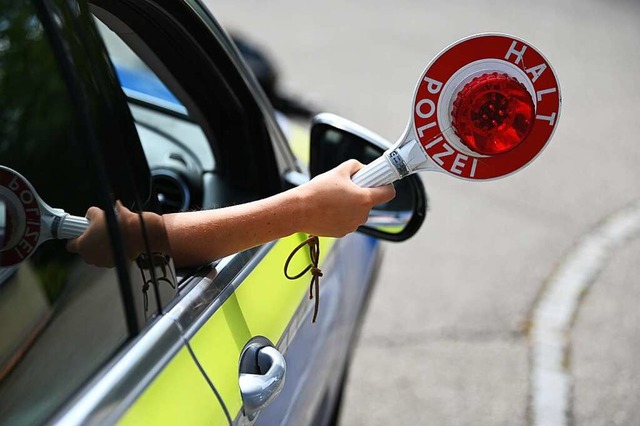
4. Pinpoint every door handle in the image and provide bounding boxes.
[239,341,286,419]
